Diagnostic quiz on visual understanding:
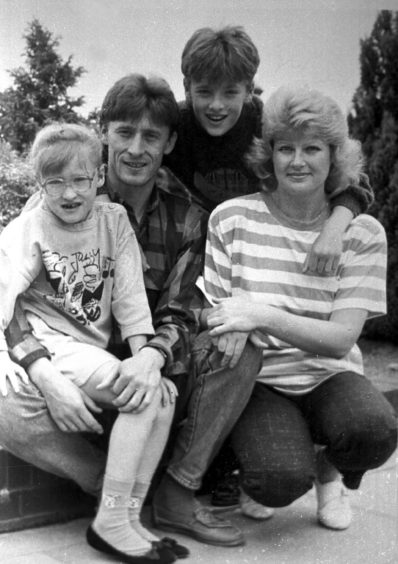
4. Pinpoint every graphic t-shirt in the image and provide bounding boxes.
[0,200,154,351]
